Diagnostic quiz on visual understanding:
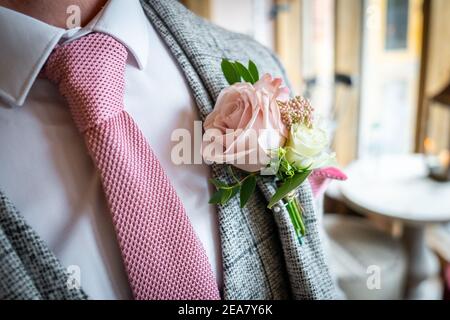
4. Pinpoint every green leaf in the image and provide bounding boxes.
[234,61,255,84]
[221,59,241,85]
[231,185,240,198]
[240,175,257,208]
[267,170,311,209]
[220,188,233,204]
[209,178,229,190]
[209,189,225,204]
[209,184,240,205]
[248,60,259,82]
